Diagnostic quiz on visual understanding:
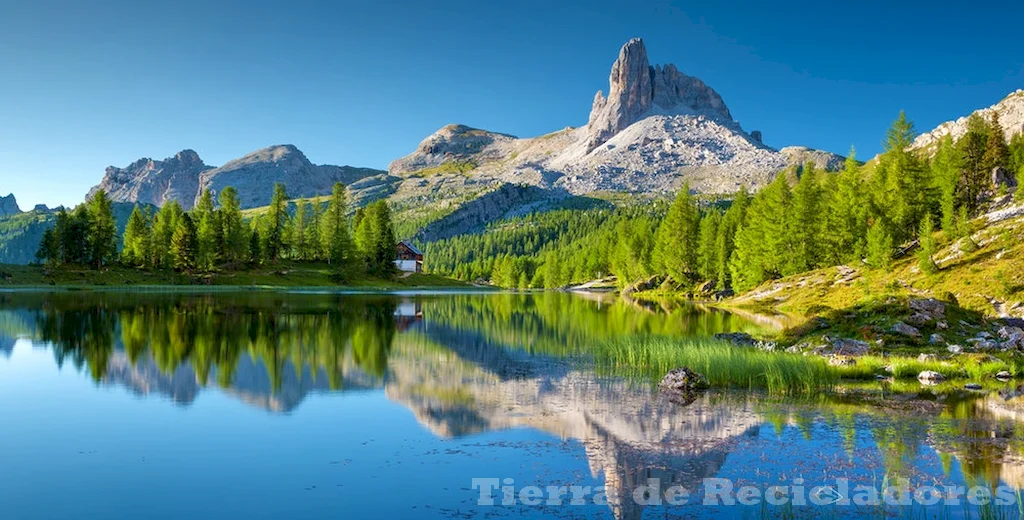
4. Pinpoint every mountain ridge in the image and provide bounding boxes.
[89,146,388,210]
